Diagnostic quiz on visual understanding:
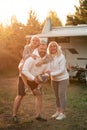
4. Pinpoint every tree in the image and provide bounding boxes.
[0,24,4,45]
[26,10,42,35]
[46,10,62,27]
[66,0,87,25]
